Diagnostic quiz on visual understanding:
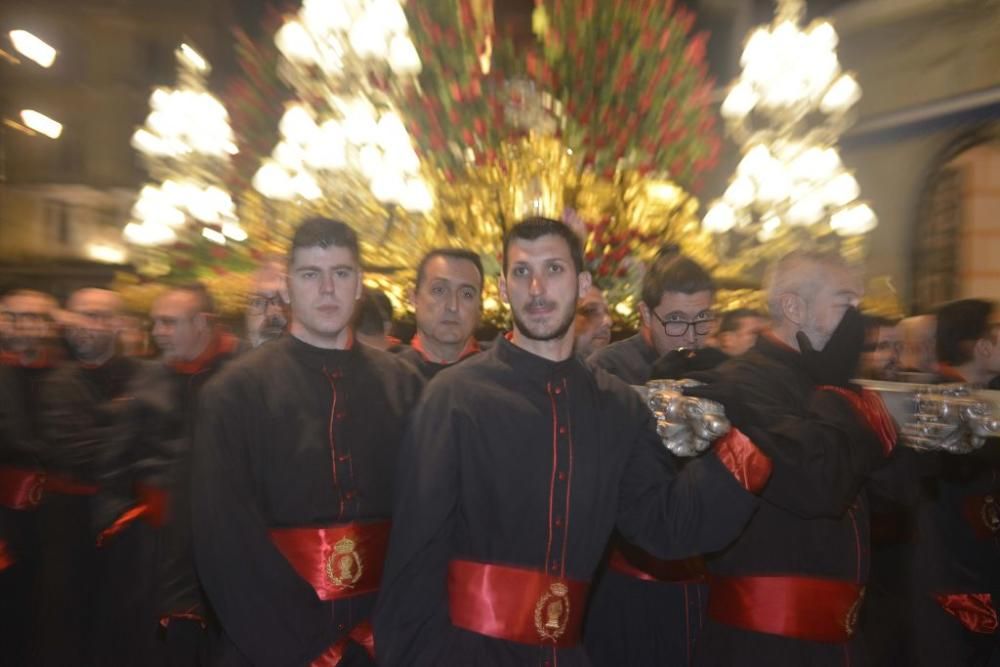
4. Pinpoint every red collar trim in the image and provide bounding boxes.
[168,330,239,375]
[0,349,57,369]
[411,333,481,364]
